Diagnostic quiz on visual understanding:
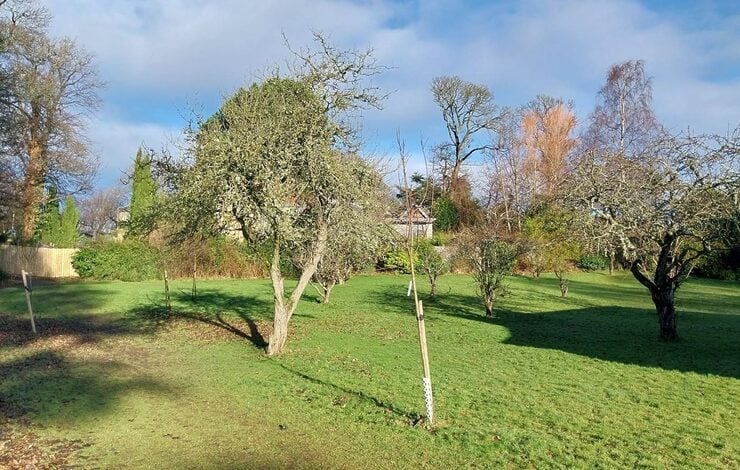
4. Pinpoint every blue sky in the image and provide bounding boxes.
[44,0,740,189]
